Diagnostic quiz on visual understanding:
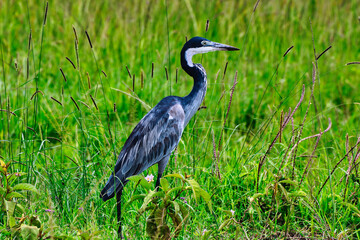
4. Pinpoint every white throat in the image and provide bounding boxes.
[184,47,218,67]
